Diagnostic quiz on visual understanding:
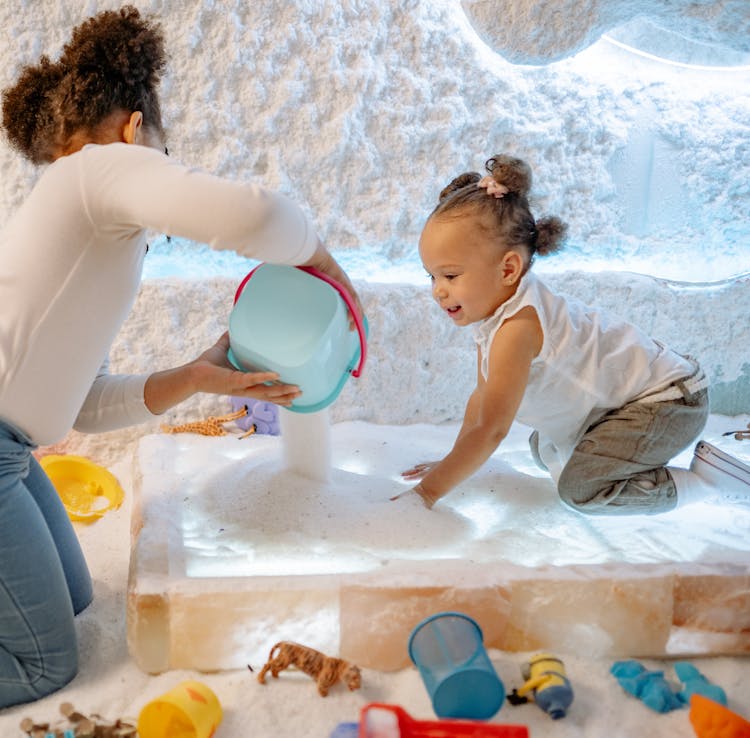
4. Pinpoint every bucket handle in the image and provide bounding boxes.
[233,264,367,378]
